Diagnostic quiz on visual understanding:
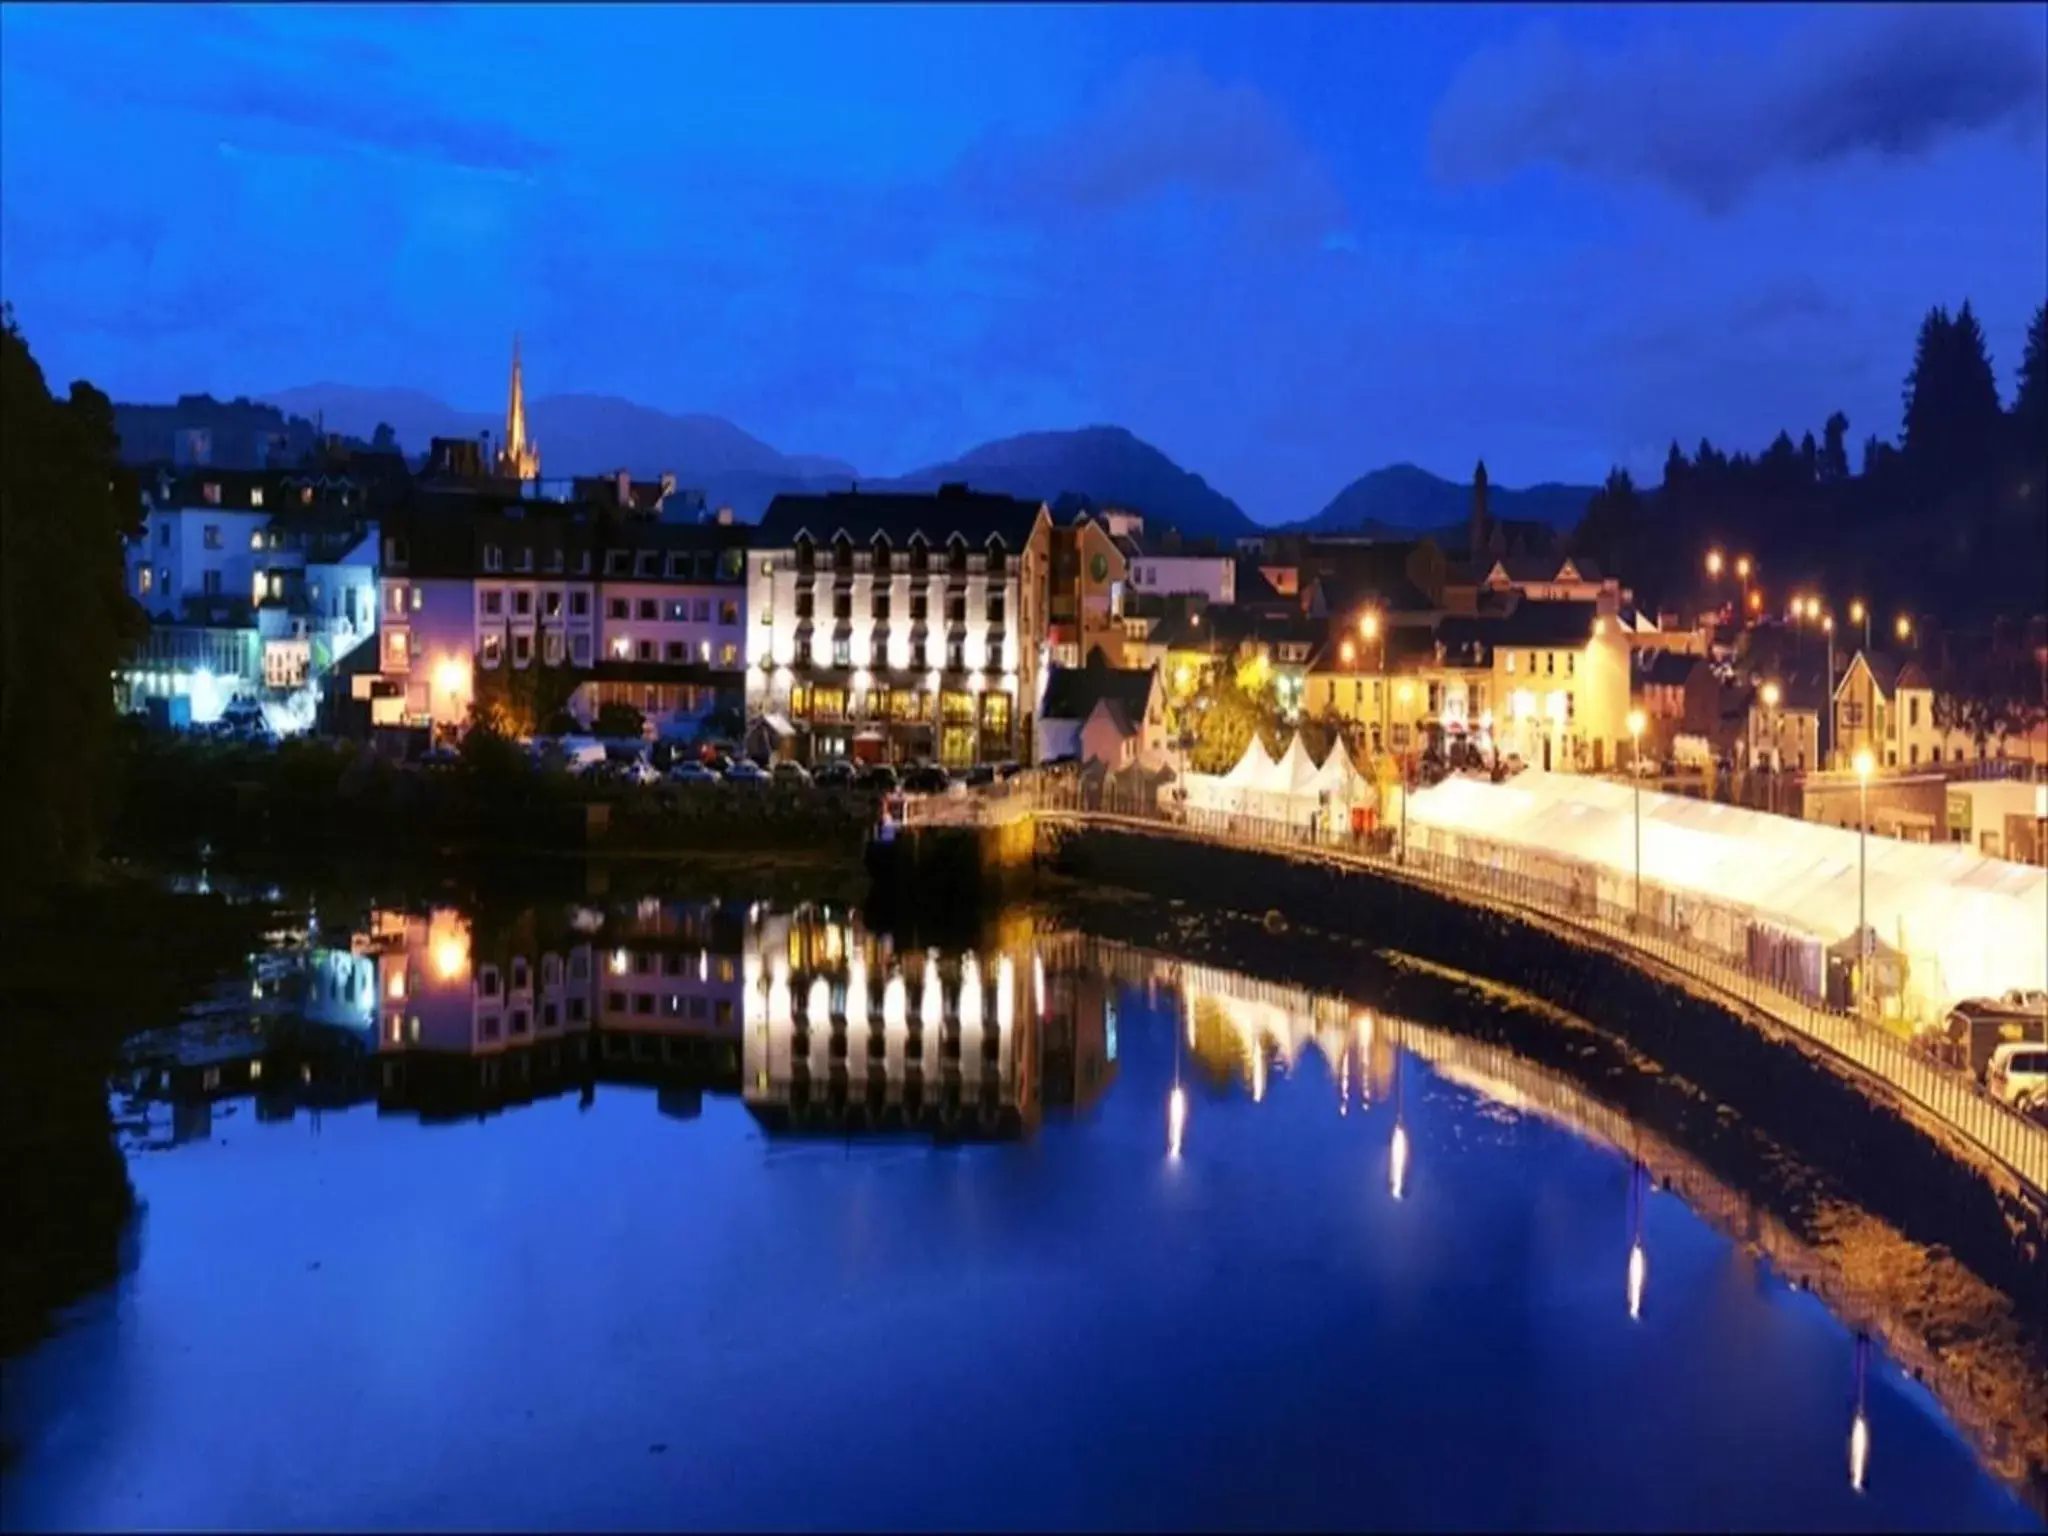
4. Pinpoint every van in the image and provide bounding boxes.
[1986,1042,2048,1110]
